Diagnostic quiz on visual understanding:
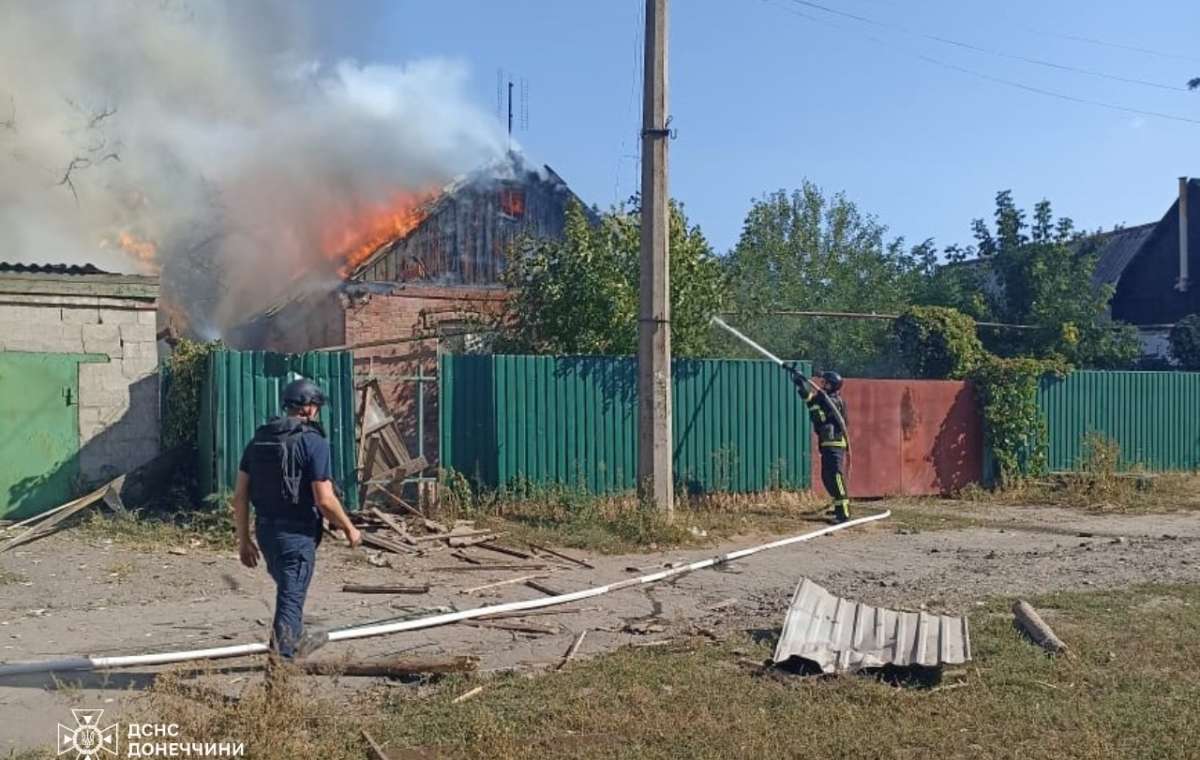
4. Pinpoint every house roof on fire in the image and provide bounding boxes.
[0,261,159,300]
[345,155,596,282]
